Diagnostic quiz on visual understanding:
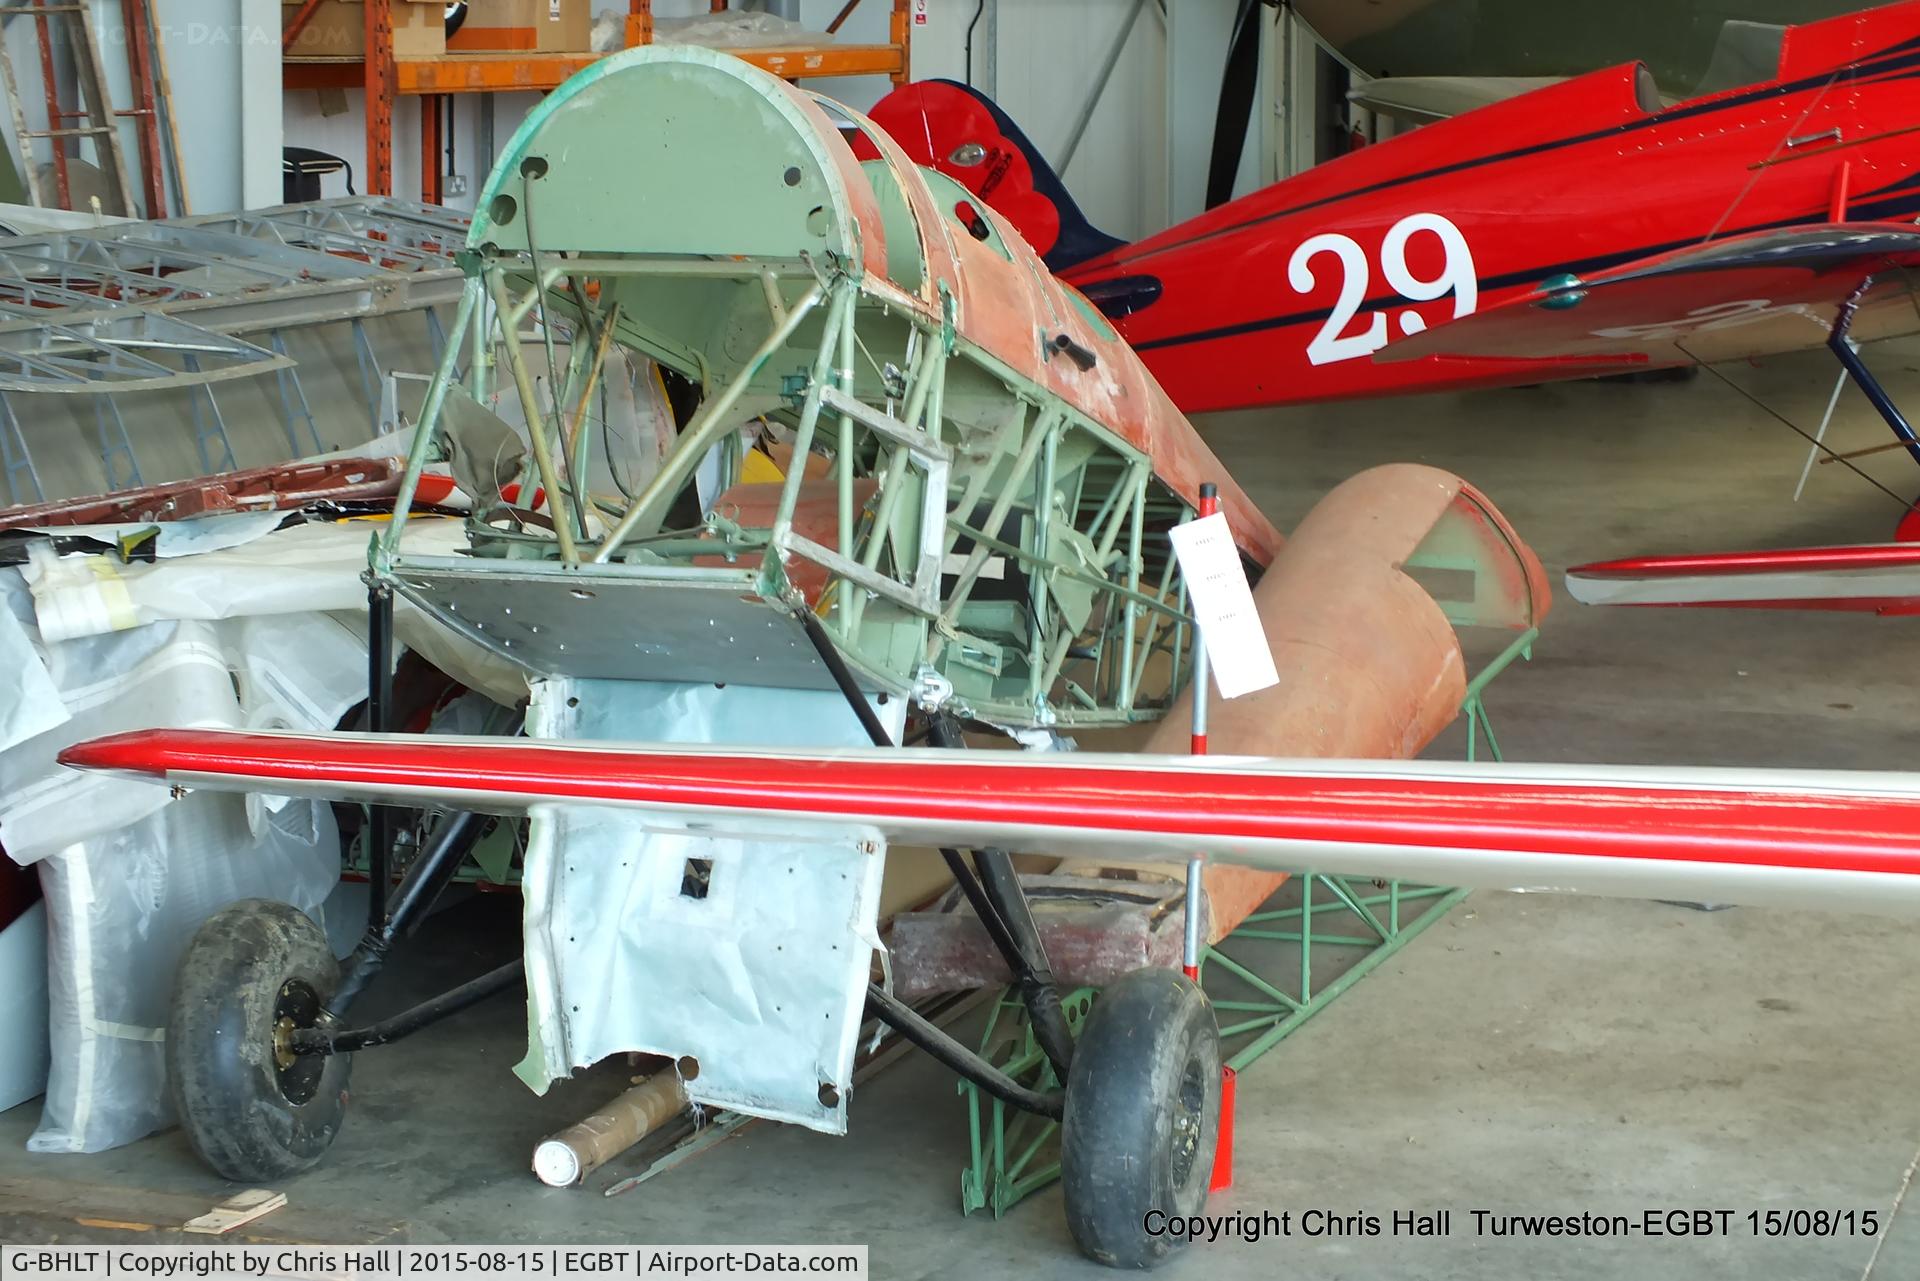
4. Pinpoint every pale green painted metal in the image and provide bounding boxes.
[371,47,1202,730]
[960,987,1094,1218]
[1463,626,1537,763]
